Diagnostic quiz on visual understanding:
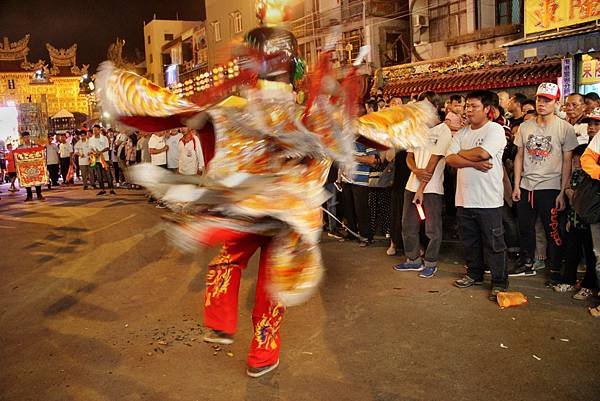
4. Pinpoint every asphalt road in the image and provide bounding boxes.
[1,184,599,401]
